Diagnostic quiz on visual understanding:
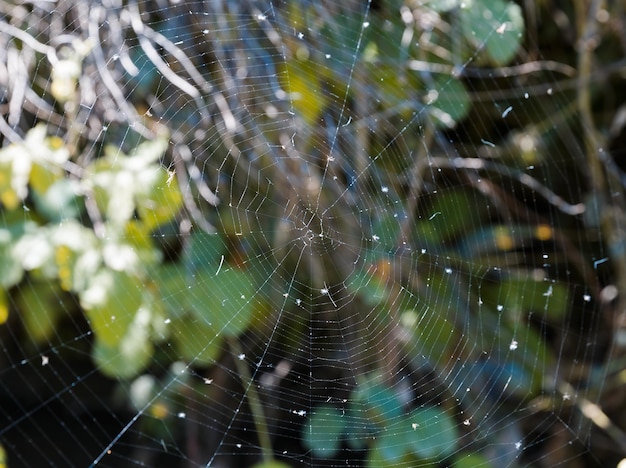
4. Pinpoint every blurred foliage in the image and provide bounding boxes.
[1,0,625,467]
